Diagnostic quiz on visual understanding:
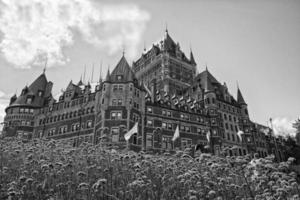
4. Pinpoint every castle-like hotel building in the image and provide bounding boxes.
[2,30,287,160]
